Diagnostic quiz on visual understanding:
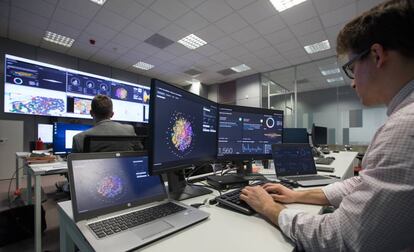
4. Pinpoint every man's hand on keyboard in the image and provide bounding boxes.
[262,183,298,204]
